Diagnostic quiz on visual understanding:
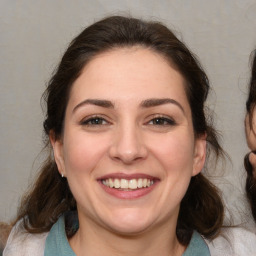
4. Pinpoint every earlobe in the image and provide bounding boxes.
[192,134,207,176]
[49,131,66,177]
